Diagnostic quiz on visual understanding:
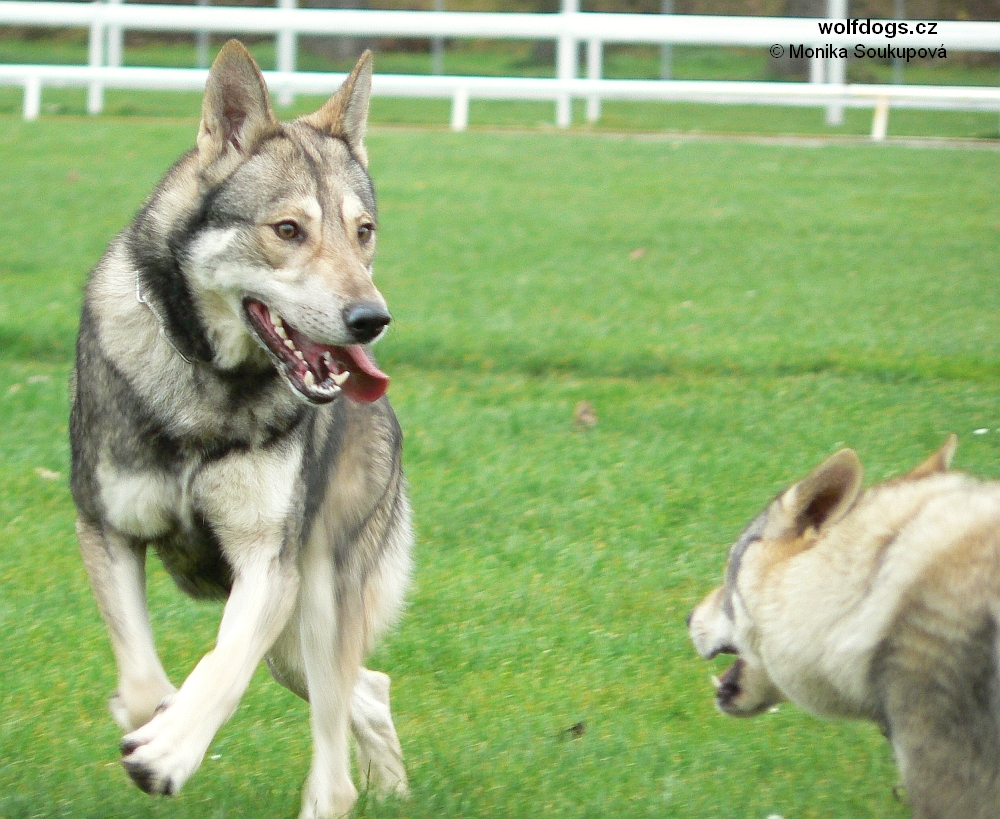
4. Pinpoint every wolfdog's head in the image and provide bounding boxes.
[687,436,959,718]
[687,448,866,717]
[183,40,389,404]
